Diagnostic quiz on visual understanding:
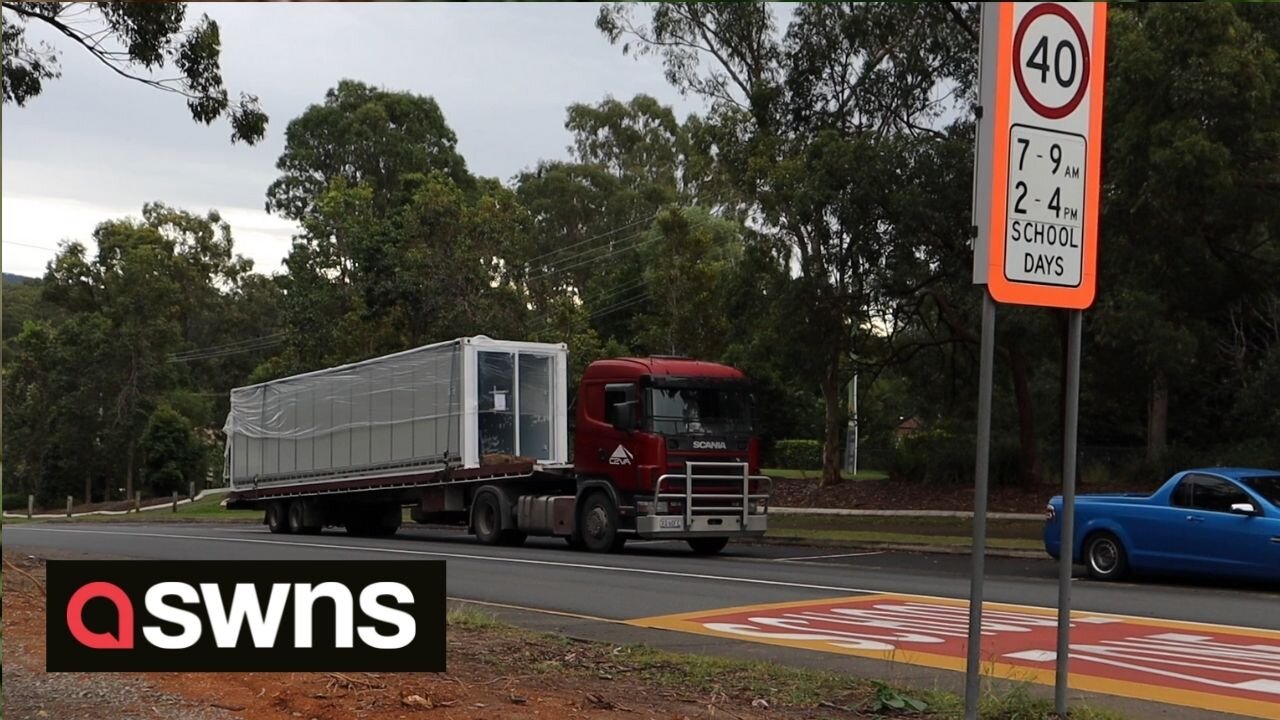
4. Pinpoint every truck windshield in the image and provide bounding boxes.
[1243,476,1280,506]
[647,386,752,435]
